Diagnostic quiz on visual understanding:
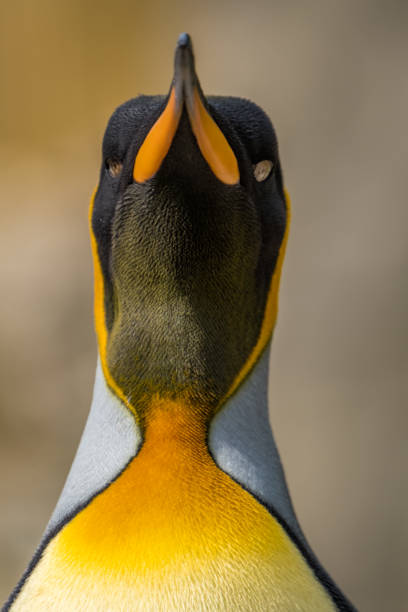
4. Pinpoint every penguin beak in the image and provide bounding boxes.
[133,33,240,185]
